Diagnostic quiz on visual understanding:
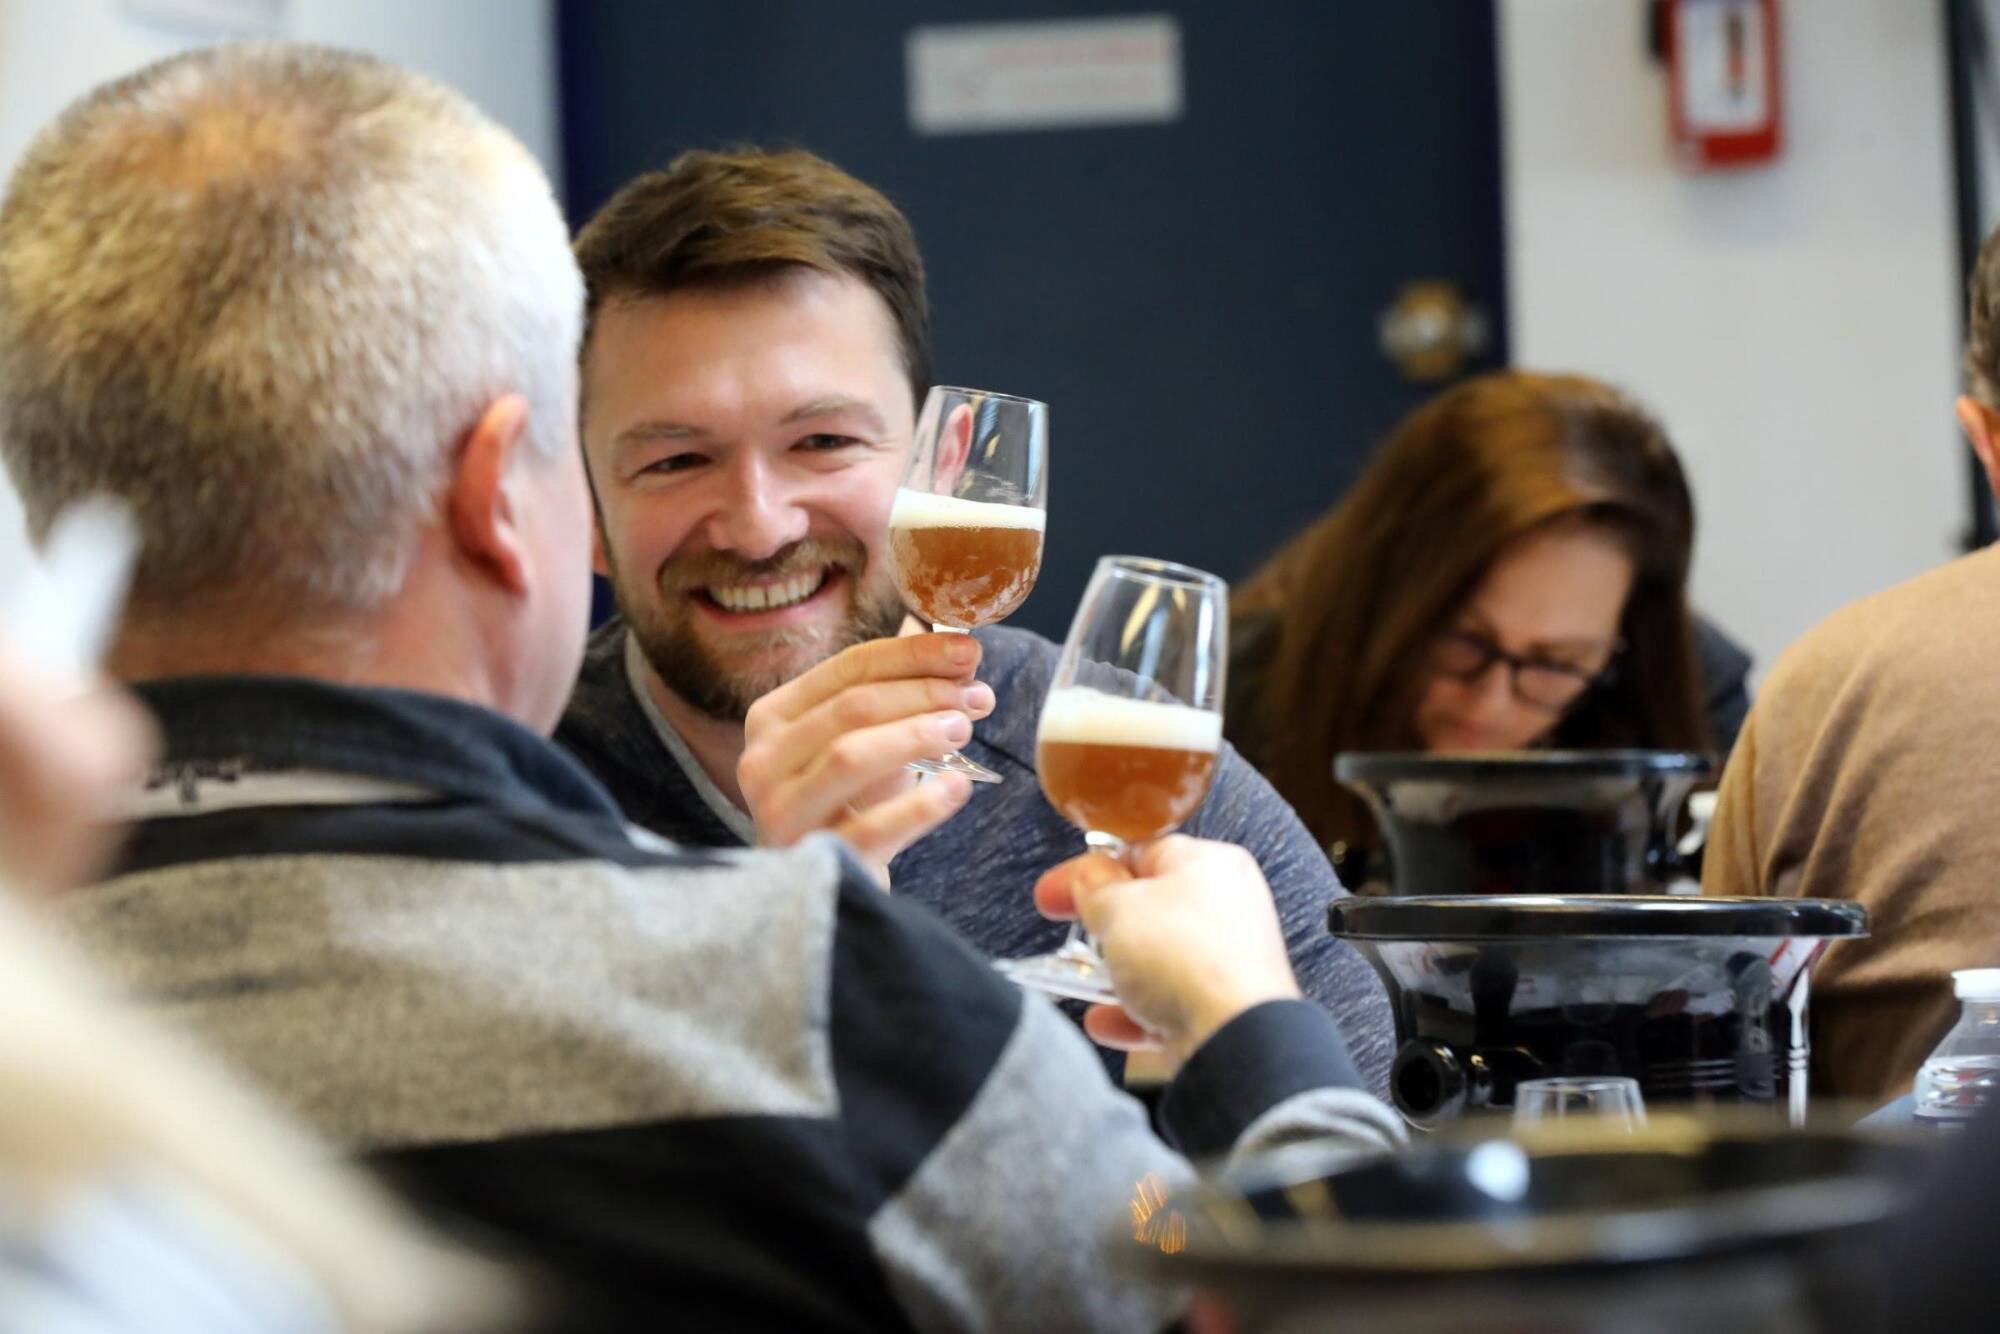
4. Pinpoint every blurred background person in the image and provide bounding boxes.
[0,650,498,1333]
[1226,370,1731,863]
[1702,219,2000,1108]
